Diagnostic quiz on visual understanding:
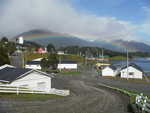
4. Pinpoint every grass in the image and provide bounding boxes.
[25,52,48,61]
[110,56,127,60]
[98,83,150,104]
[0,93,62,101]
[25,52,85,62]
[59,54,85,63]
[103,76,150,84]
